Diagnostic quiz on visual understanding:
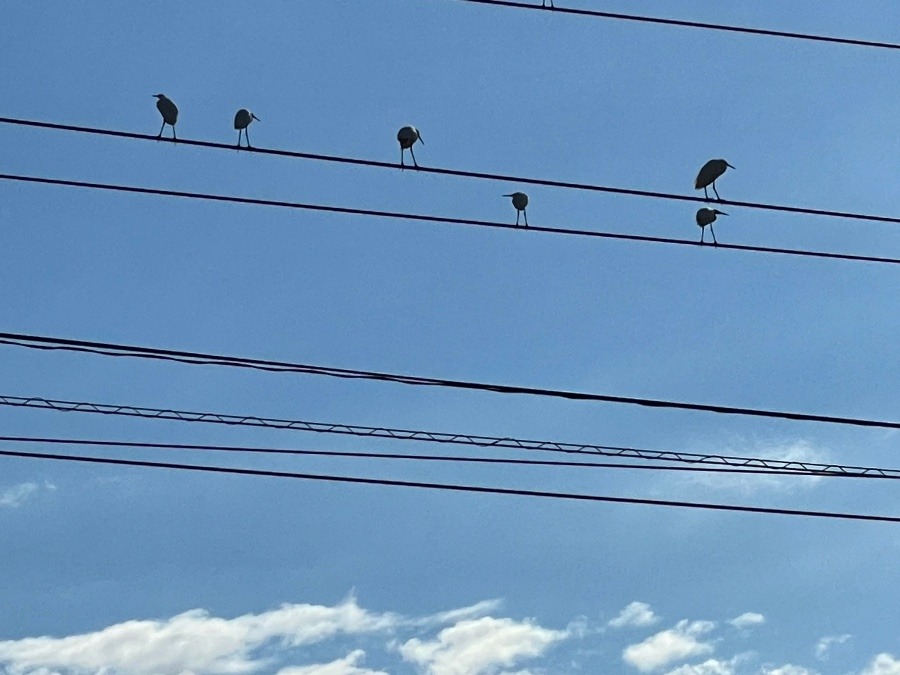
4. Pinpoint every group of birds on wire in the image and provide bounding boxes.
[153,93,736,245]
